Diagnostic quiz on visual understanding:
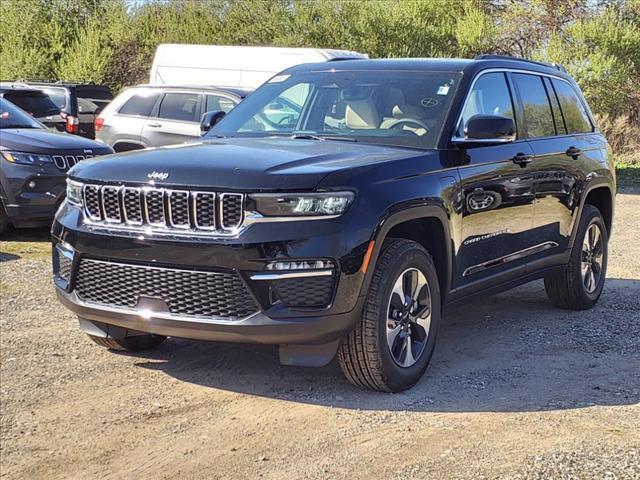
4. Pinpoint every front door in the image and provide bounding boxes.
[141,92,202,147]
[453,72,539,288]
